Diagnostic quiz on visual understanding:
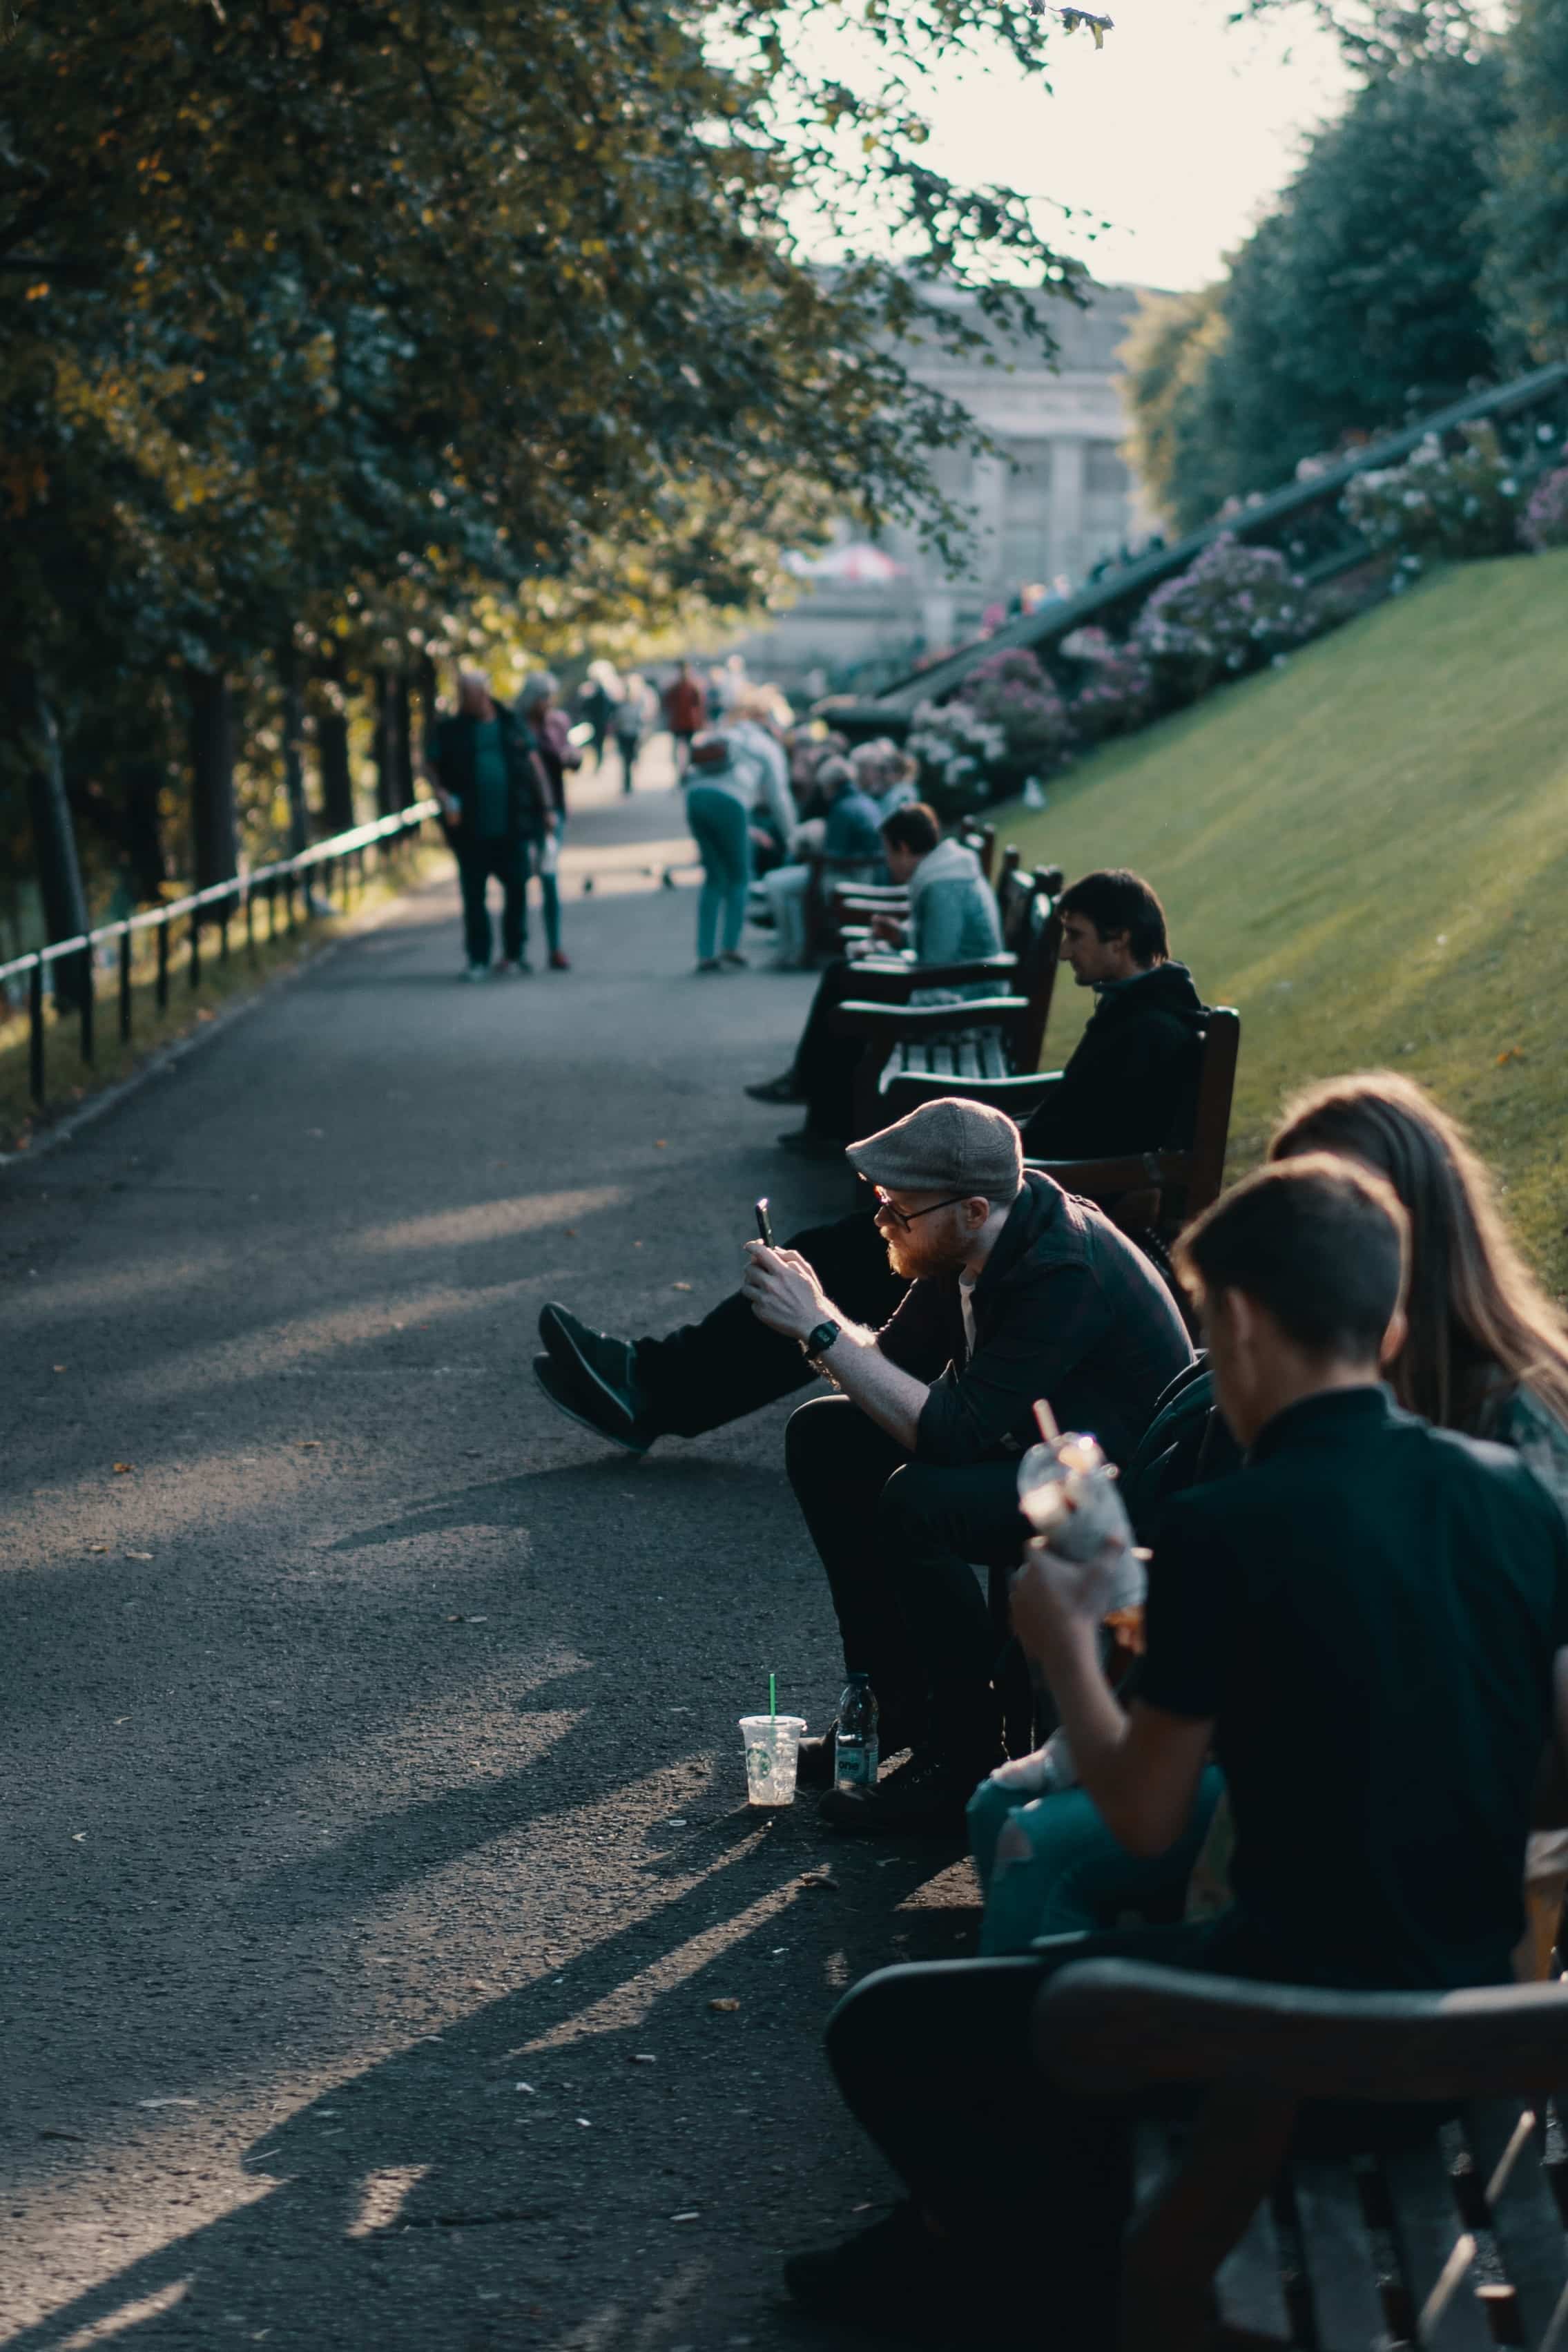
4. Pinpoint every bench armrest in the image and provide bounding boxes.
[832,994,1029,1041]
[843,953,1019,1000]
